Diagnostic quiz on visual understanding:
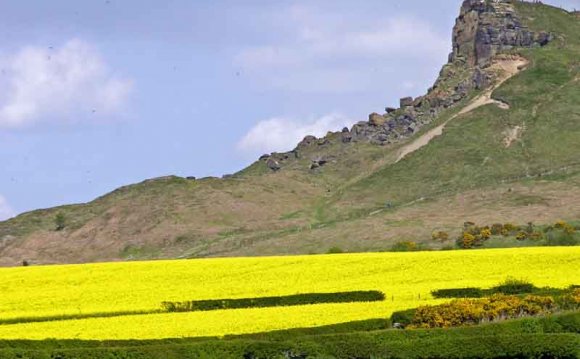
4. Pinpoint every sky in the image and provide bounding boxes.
[0,0,579,219]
